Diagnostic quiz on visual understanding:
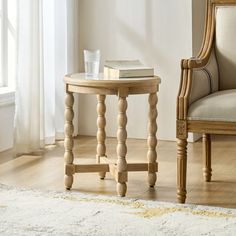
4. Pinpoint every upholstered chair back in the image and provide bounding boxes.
[189,50,219,105]
[215,6,236,90]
